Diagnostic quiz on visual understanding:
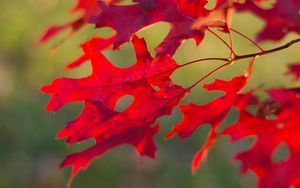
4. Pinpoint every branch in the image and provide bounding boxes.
[182,38,300,89]
[207,28,236,56]
[234,38,300,61]
[230,28,264,52]
[148,38,300,89]
[188,62,232,89]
